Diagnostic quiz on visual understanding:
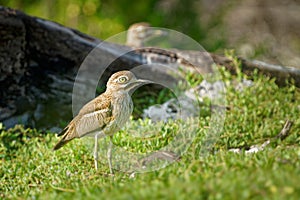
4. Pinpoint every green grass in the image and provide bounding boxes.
[1,64,300,199]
